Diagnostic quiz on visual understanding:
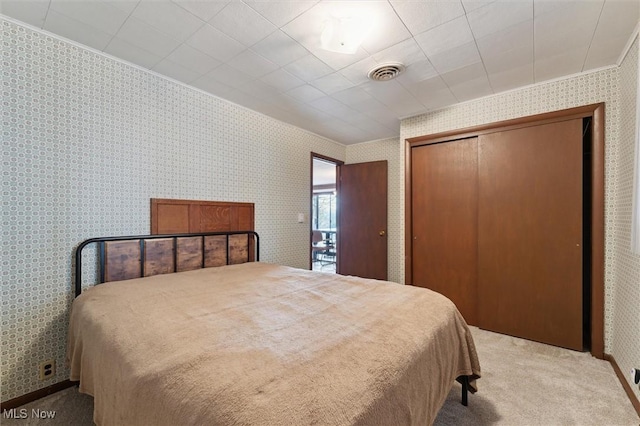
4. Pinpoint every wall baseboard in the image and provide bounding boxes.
[0,380,75,411]
[605,354,640,417]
